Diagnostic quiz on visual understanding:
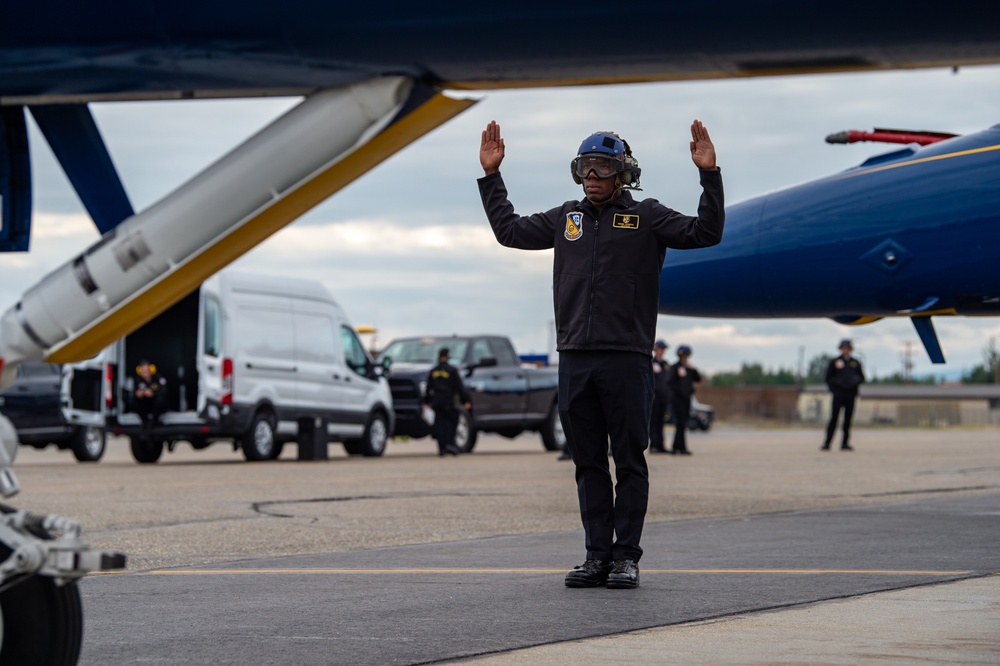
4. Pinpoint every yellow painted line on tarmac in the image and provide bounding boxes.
[134,567,975,576]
